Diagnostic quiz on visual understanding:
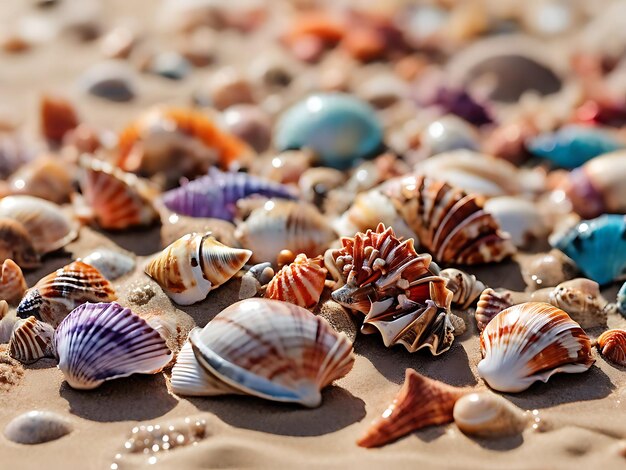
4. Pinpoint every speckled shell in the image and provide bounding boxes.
[596,329,626,366]
[390,176,516,265]
[235,200,336,264]
[17,261,117,328]
[475,288,513,331]
[79,155,159,230]
[453,392,530,438]
[0,219,40,269]
[0,196,78,254]
[357,369,468,448]
[80,248,135,281]
[8,156,75,204]
[548,279,611,330]
[0,259,27,305]
[185,298,355,407]
[478,302,594,393]
[4,411,73,445]
[145,233,251,305]
[54,302,173,390]
[274,93,383,169]
[328,224,454,355]
[8,316,55,364]
[553,214,626,286]
[265,254,327,308]
[440,268,485,310]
